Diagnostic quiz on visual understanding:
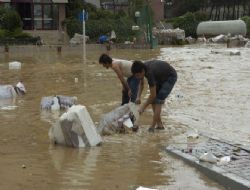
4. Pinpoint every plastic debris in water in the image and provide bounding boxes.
[136,186,158,190]
[199,152,218,163]
[9,61,21,70]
